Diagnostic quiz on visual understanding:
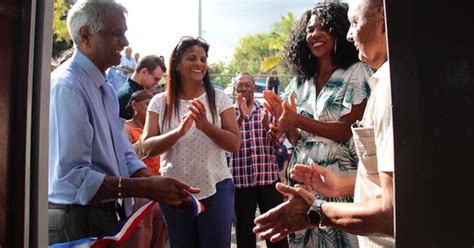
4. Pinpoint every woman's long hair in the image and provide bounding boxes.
[163,37,216,128]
